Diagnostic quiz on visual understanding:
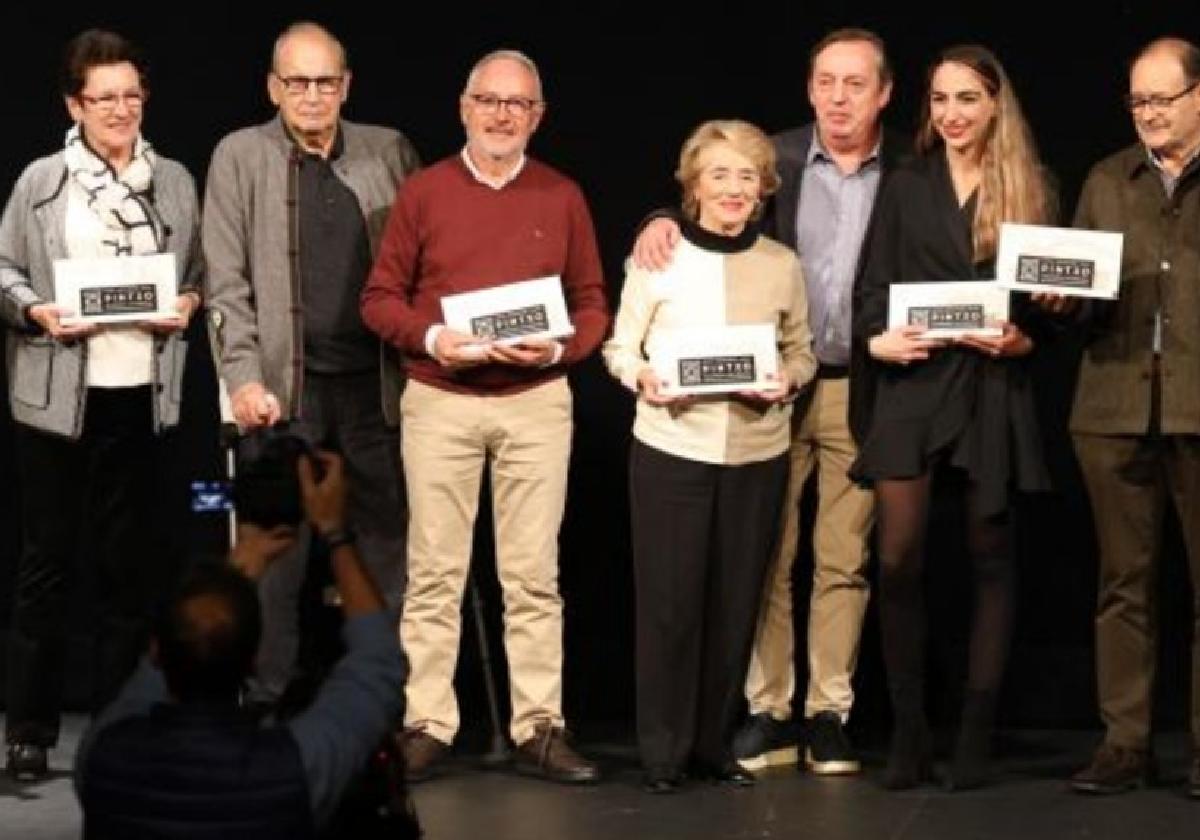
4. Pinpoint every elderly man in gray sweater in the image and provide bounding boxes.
[203,20,418,711]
